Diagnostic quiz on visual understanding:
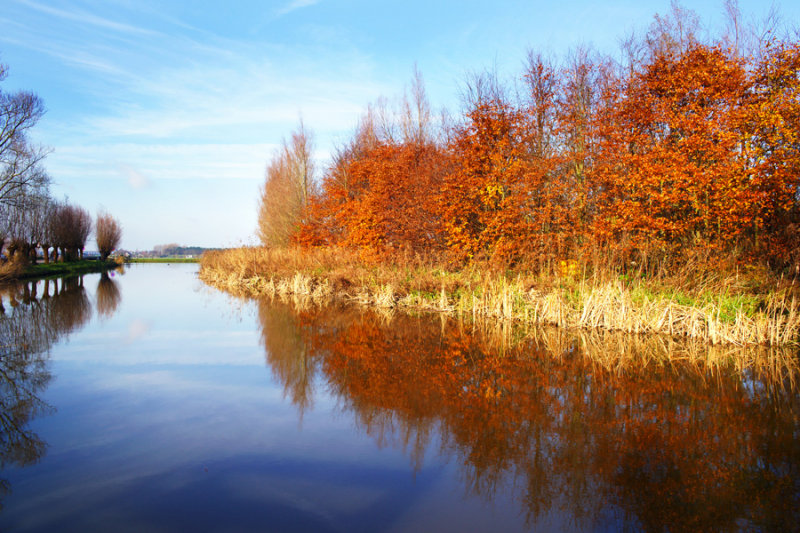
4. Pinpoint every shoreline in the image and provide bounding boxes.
[17,259,120,280]
[199,248,800,347]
